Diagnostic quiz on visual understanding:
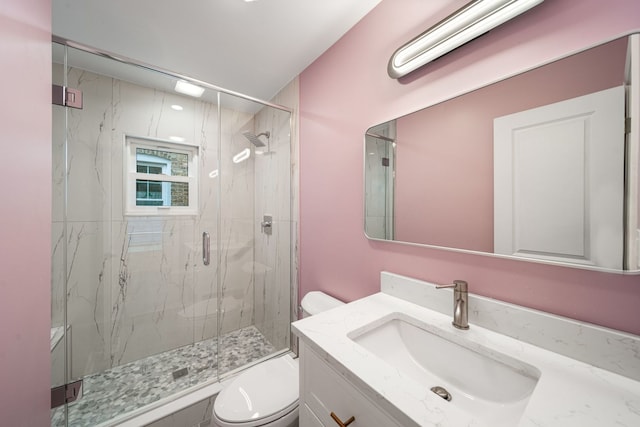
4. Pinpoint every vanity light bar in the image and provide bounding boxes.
[388,0,544,79]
